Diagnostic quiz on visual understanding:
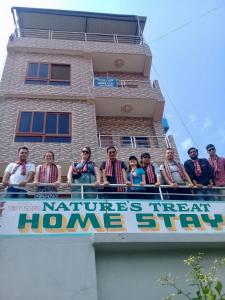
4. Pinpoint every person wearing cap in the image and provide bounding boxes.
[184,147,213,200]
[206,144,225,199]
[140,152,161,199]
[127,156,146,199]
[160,148,194,200]
[100,146,127,199]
